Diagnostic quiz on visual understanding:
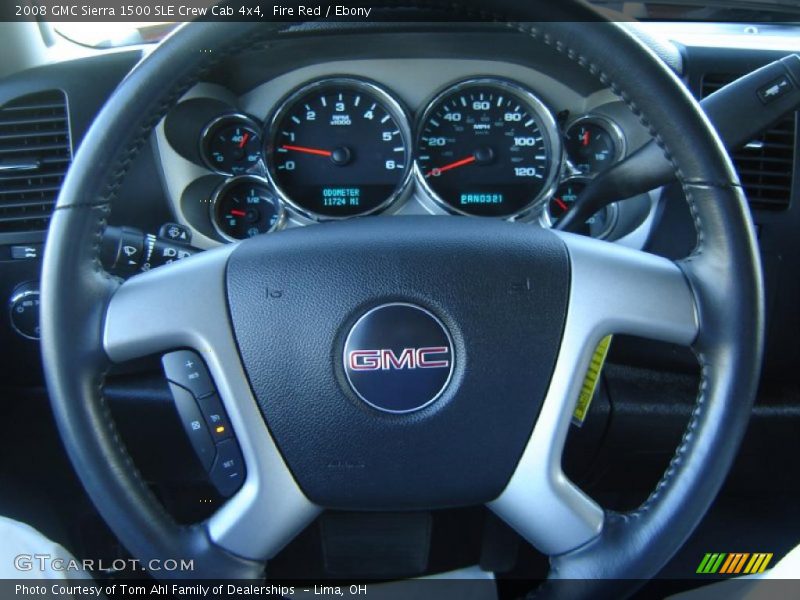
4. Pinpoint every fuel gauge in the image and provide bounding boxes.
[210,176,285,242]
